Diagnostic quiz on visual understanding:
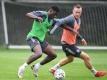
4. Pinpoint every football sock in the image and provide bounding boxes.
[52,63,60,70]
[23,62,28,68]
[90,67,97,75]
[35,63,42,69]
